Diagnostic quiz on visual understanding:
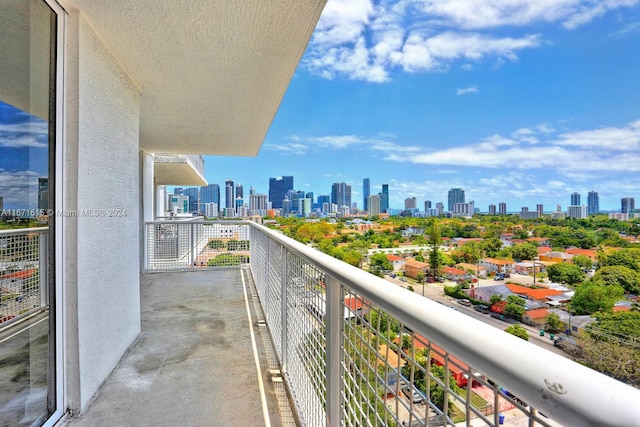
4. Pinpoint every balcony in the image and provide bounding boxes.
[153,154,207,187]
[68,221,640,426]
